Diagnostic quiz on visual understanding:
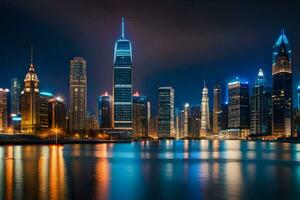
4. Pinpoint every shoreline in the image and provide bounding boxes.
[0,138,299,145]
[0,139,132,145]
